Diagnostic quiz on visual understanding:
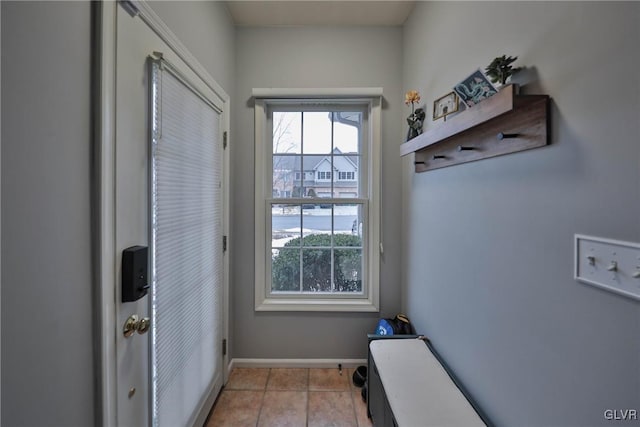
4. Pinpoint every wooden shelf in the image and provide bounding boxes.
[400,84,550,172]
